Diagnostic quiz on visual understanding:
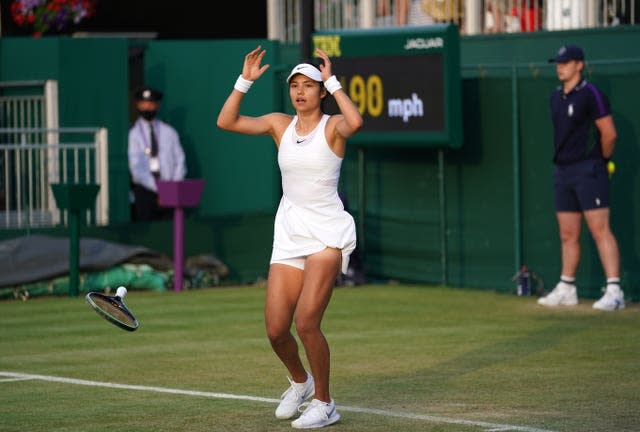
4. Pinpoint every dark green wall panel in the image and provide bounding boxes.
[58,38,130,224]
[1,38,60,79]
